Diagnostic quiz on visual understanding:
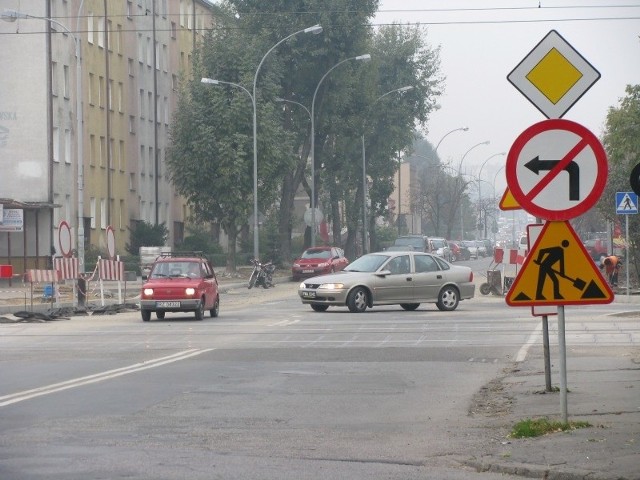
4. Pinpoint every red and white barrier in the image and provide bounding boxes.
[98,259,124,281]
[493,248,527,266]
[26,269,60,283]
[54,257,79,280]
